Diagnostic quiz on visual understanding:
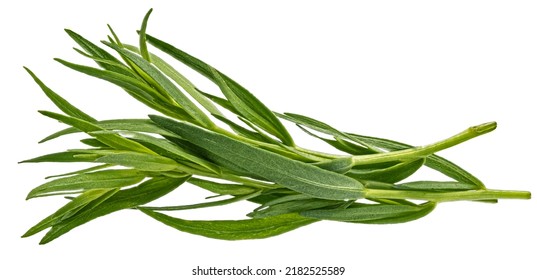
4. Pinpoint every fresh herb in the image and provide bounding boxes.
[21,9,531,244]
